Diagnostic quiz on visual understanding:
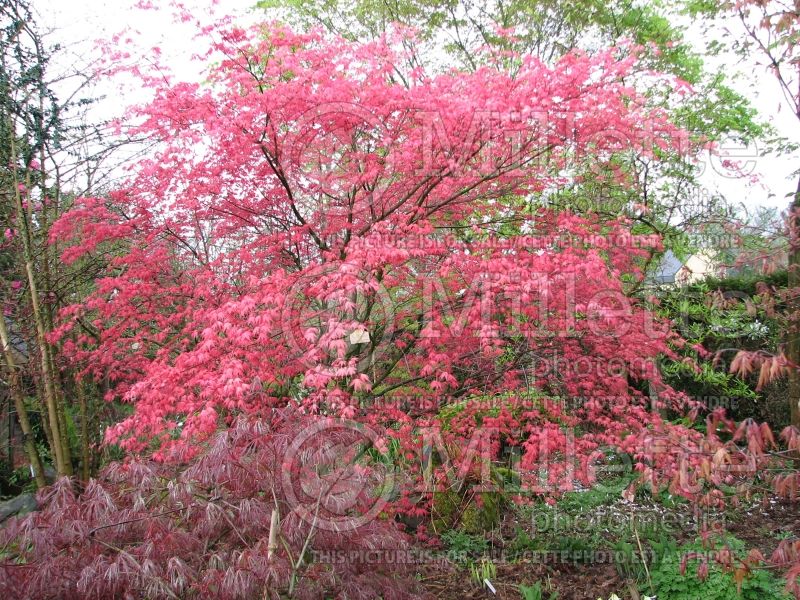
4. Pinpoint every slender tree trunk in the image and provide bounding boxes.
[75,379,90,481]
[38,142,73,472]
[31,378,54,461]
[788,174,800,429]
[22,257,68,473]
[9,131,69,476]
[50,351,73,473]
[0,316,46,488]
